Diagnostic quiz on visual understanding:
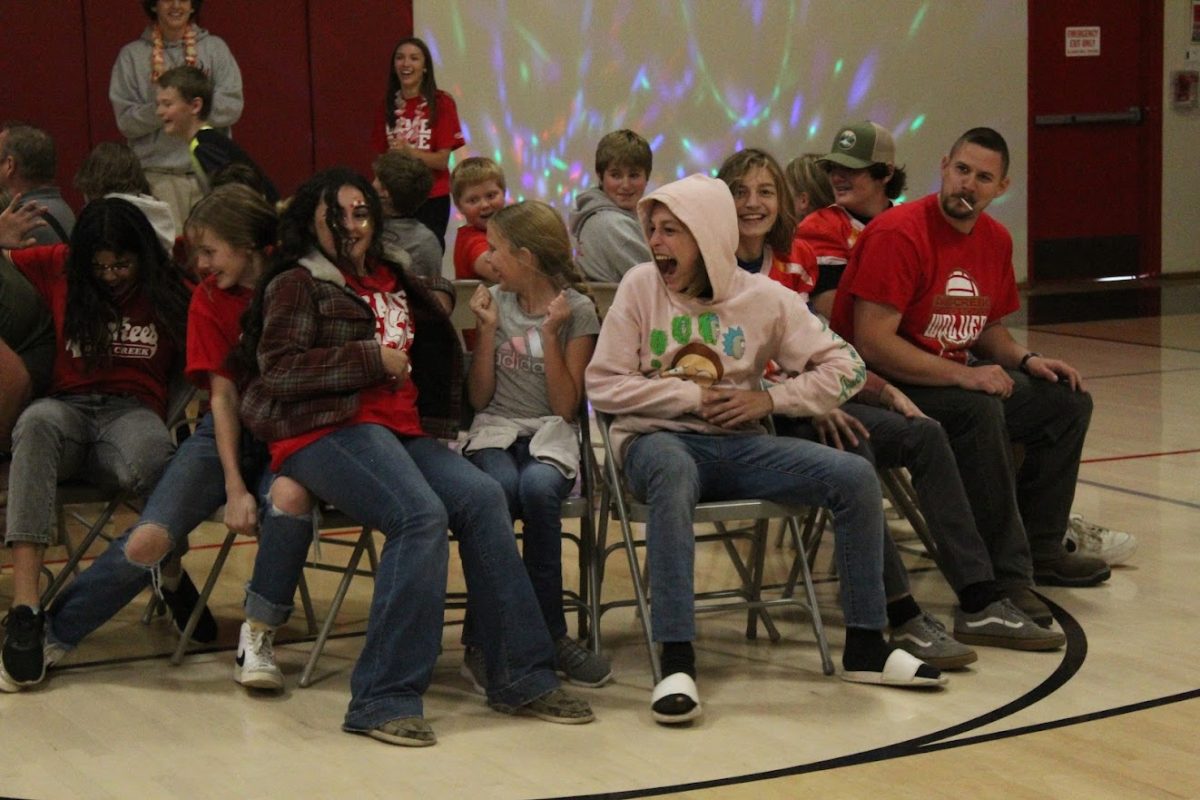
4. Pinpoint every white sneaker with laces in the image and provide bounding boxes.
[1064,514,1137,566]
[234,621,283,692]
